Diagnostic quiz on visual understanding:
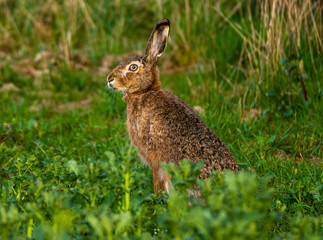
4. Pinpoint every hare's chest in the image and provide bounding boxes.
[126,106,146,147]
[127,117,140,145]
